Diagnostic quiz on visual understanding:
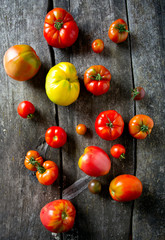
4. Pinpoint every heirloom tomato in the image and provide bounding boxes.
[109,174,143,202]
[40,199,76,233]
[43,8,79,48]
[84,65,111,96]
[76,124,87,135]
[110,144,125,159]
[88,179,101,194]
[36,160,59,185]
[129,114,154,139]
[3,45,41,81]
[45,62,80,106]
[92,39,104,53]
[131,87,145,100]
[17,101,35,119]
[24,150,43,171]
[45,126,67,148]
[78,146,111,177]
[108,19,129,43]
[95,110,124,141]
